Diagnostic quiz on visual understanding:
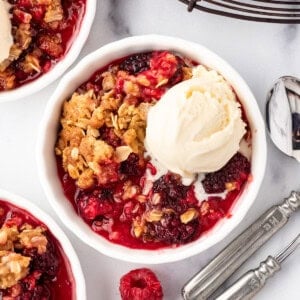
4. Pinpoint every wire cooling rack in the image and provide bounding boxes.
[179,0,300,23]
